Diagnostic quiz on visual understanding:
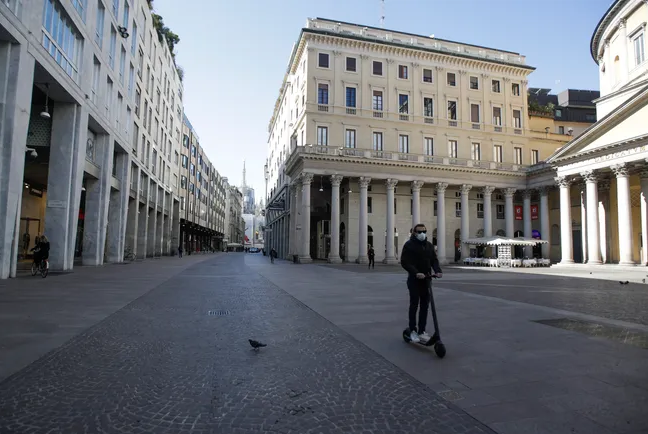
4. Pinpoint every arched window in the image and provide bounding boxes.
[496,229,506,236]
[614,55,620,84]
[476,229,484,237]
